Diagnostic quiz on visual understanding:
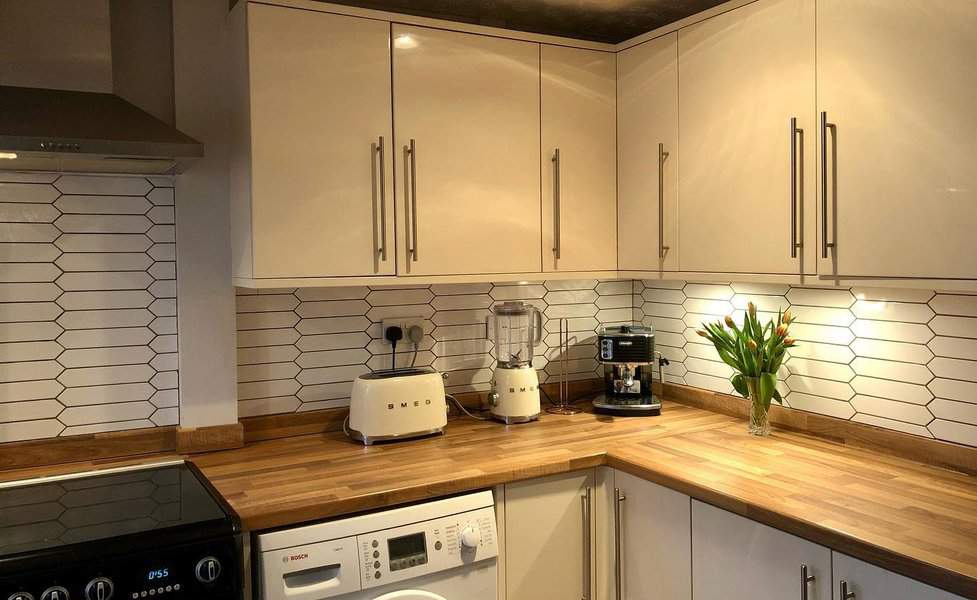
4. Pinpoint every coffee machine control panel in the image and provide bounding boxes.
[600,339,614,361]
